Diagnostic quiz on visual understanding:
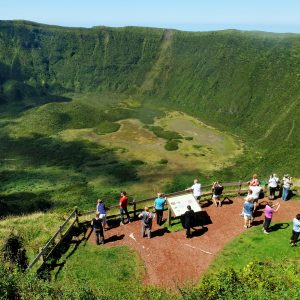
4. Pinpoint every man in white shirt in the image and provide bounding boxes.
[186,179,202,201]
